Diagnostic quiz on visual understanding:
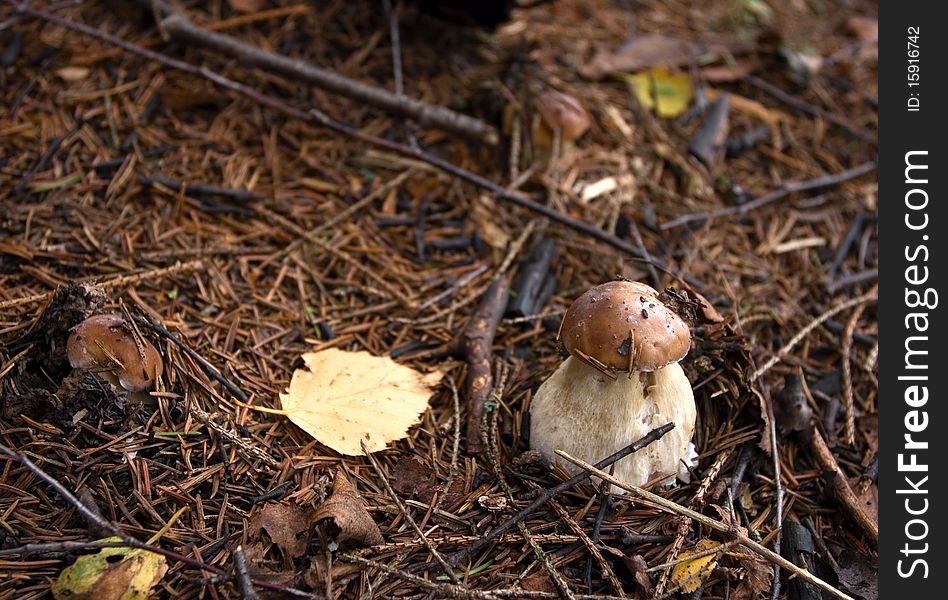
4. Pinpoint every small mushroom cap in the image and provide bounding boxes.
[66,314,163,392]
[536,90,590,142]
[559,280,691,372]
